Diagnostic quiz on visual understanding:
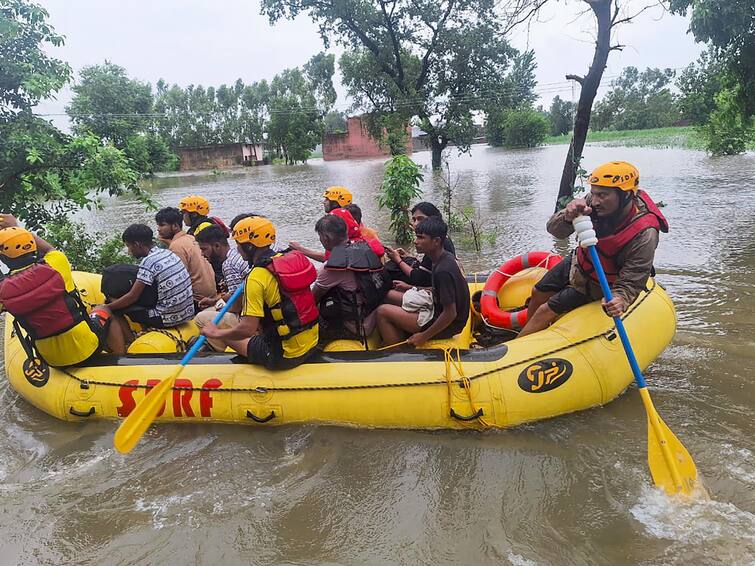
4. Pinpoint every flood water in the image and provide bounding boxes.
[1,144,754,564]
